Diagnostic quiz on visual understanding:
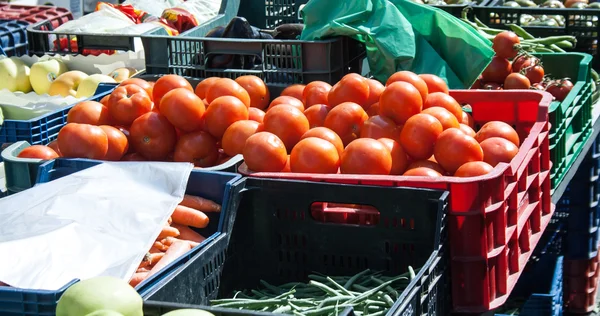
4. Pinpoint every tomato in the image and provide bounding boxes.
[399,113,443,160]
[511,55,538,73]
[434,128,484,174]
[360,115,399,139]
[340,138,392,175]
[17,145,59,160]
[378,138,409,175]
[421,107,460,130]
[301,127,344,157]
[194,77,220,100]
[419,74,449,94]
[243,132,288,172]
[471,78,483,90]
[113,125,134,154]
[248,107,266,124]
[524,65,545,84]
[129,112,177,160]
[565,0,588,7]
[482,82,503,90]
[67,101,112,125]
[504,73,531,90]
[492,31,521,59]
[324,102,369,146]
[174,131,219,167]
[481,57,512,84]
[47,140,61,156]
[153,75,193,105]
[423,92,463,122]
[264,104,310,151]
[108,84,153,126]
[204,96,250,139]
[328,73,370,108]
[304,104,330,128]
[206,78,251,108]
[454,161,494,177]
[379,81,423,125]
[403,167,442,177]
[282,155,291,172]
[302,81,332,107]
[386,71,428,102]
[281,84,306,101]
[222,120,263,156]
[119,78,153,99]
[98,125,128,161]
[407,159,445,175]
[290,137,340,173]
[367,102,380,117]
[100,95,110,107]
[475,121,520,146]
[268,96,304,112]
[159,88,205,132]
[480,137,519,167]
[545,79,574,101]
[365,79,385,108]
[57,123,108,159]
[459,124,477,137]
[235,75,270,109]
[121,152,147,161]
[461,111,475,128]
